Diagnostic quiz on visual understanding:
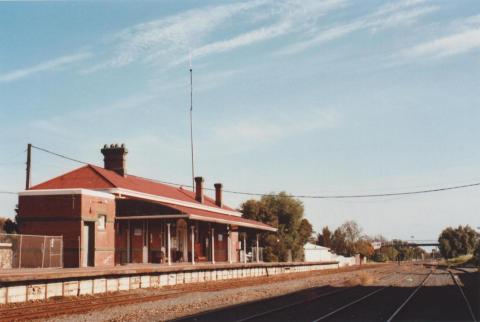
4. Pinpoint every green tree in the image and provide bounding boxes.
[331,227,348,256]
[317,226,332,248]
[379,246,399,261]
[331,221,362,256]
[373,251,387,262]
[241,192,313,262]
[438,225,479,259]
